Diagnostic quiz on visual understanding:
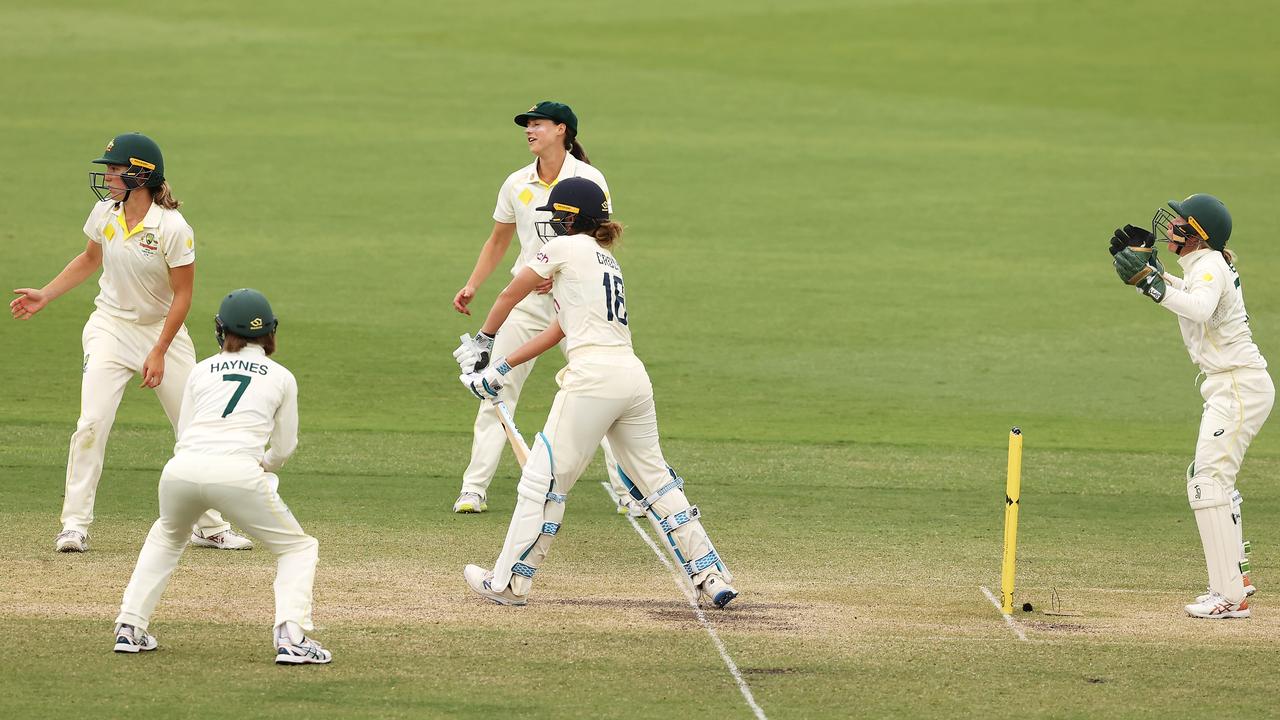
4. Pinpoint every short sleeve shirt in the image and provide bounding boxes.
[493,155,610,276]
[527,234,631,354]
[84,200,196,324]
